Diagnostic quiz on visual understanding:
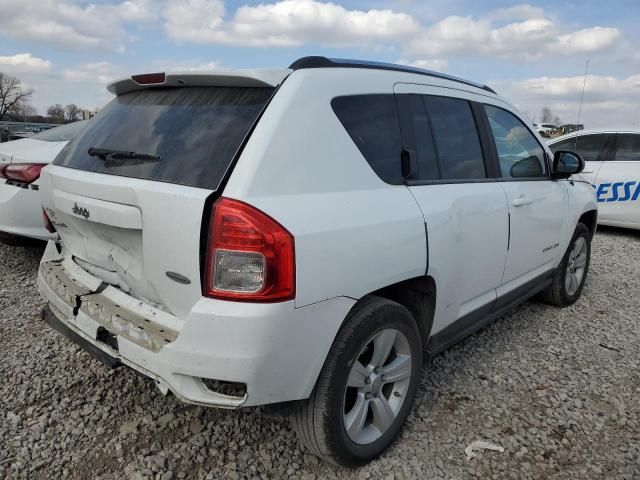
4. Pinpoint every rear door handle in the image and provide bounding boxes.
[512,196,532,207]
